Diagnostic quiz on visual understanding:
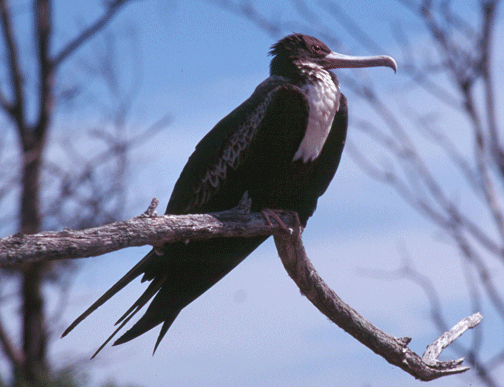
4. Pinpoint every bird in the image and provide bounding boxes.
[62,33,396,357]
